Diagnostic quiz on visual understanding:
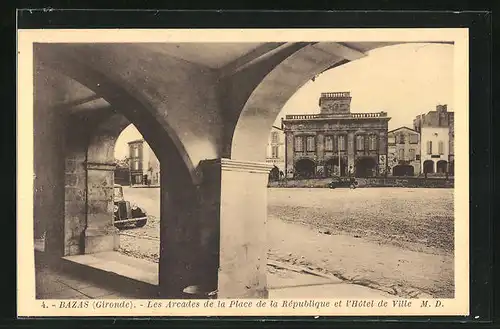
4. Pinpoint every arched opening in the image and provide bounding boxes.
[34,45,204,299]
[111,123,161,263]
[392,164,415,177]
[437,160,448,174]
[423,160,435,174]
[325,157,347,177]
[355,157,377,178]
[294,159,316,179]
